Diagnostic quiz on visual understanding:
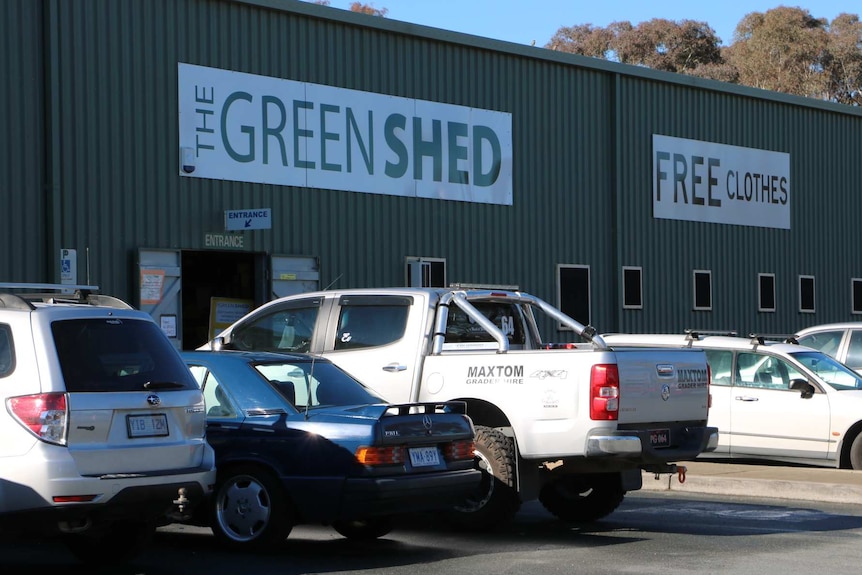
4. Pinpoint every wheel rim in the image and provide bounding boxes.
[454,448,494,512]
[215,474,272,542]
